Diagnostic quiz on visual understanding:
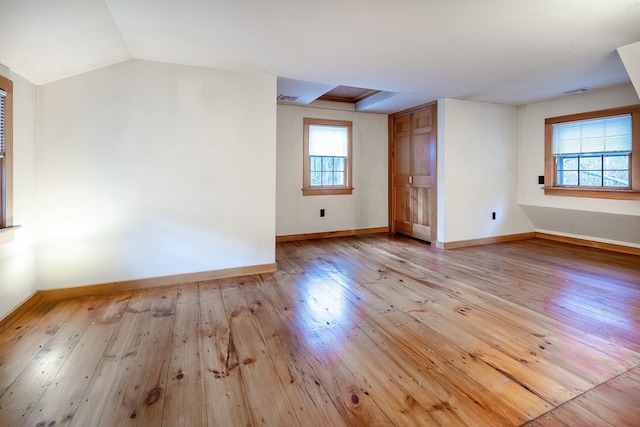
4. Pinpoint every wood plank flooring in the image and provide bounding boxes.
[0,234,639,426]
